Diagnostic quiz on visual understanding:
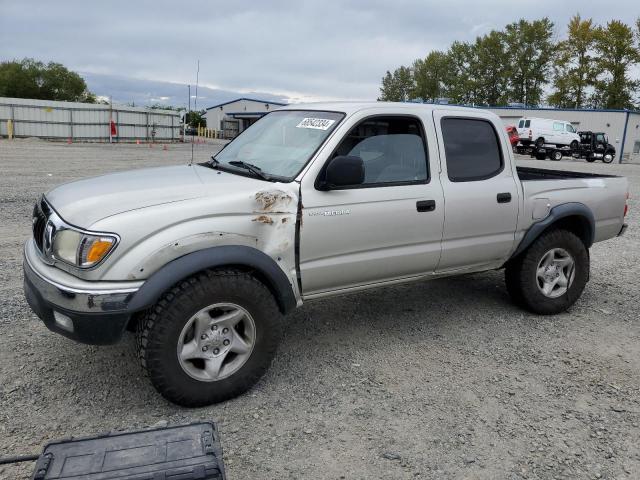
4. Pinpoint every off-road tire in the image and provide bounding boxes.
[136,268,282,407]
[505,229,589,315]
